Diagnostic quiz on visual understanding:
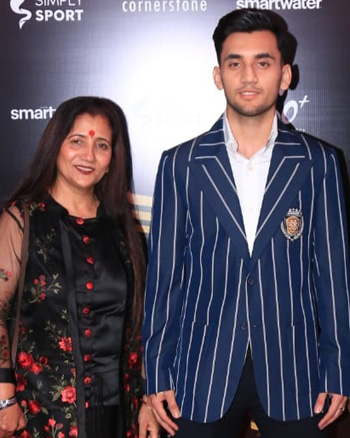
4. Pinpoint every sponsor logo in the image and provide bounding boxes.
[10,0,84,29]
[11,106,56,120]
[278,94,310,125]
[10,0,32,29]
[281,208,304,241]
[121,0,208,13]
[236,0,322,10]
